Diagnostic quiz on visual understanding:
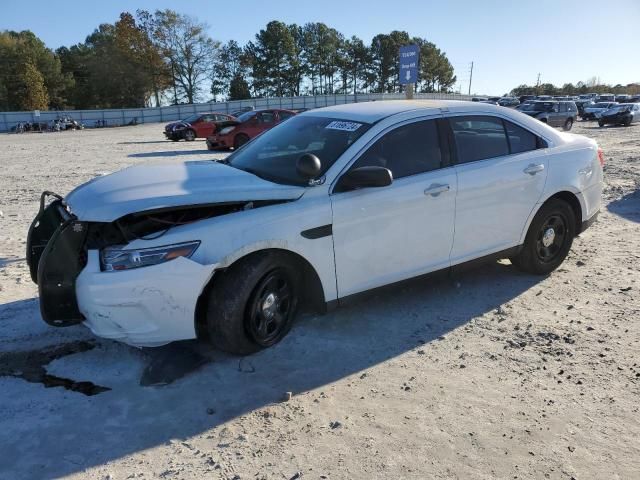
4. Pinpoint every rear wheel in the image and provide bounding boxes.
[205,252,301,355]
[233,133,249,149]
[184,129,196,141]
[598,120,605,127]
[563,118,573,131]
[624,117,632,127]
[510,199,576,275]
